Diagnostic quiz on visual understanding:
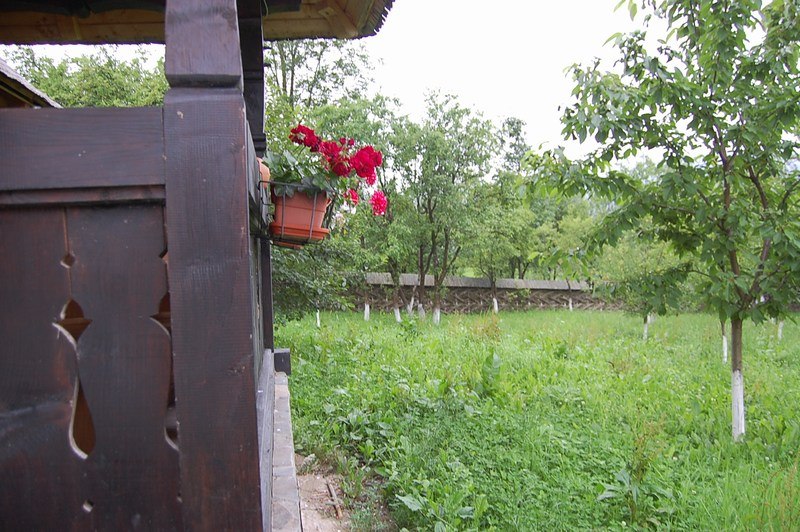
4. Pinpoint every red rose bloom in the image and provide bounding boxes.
[332,160,351,177]
[346,188,359,205]
[370,190,387,216]
[289,124,320,150]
